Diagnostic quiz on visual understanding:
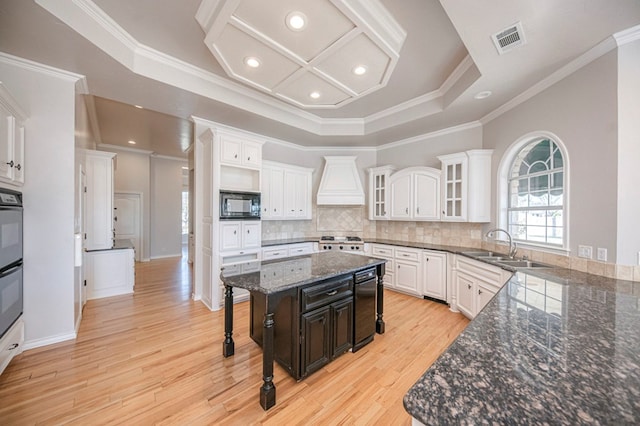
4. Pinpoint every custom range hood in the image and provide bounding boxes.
[317,156,365,205]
